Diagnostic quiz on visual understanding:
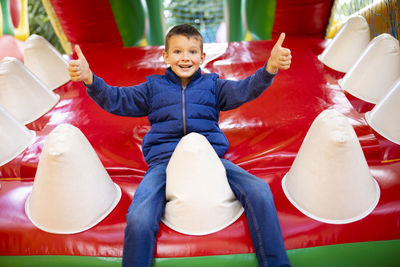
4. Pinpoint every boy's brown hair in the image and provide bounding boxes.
[164,24,203,53]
